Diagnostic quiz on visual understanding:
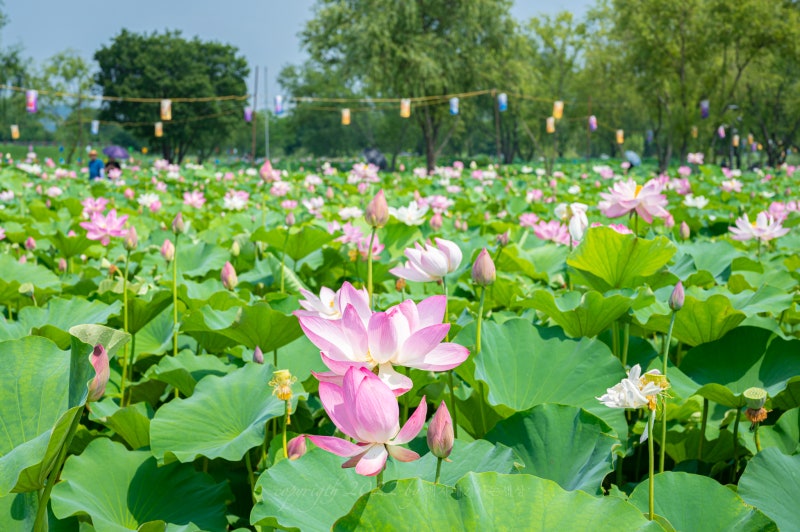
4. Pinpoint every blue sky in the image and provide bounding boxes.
[3,0,592,102]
